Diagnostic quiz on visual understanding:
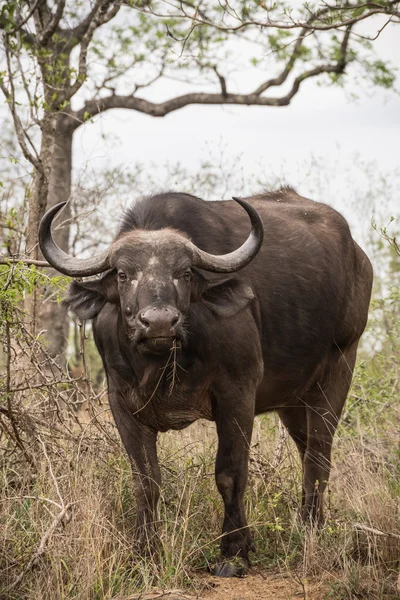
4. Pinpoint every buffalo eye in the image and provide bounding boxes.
[183,270,191,281]
[118,271,127,283]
